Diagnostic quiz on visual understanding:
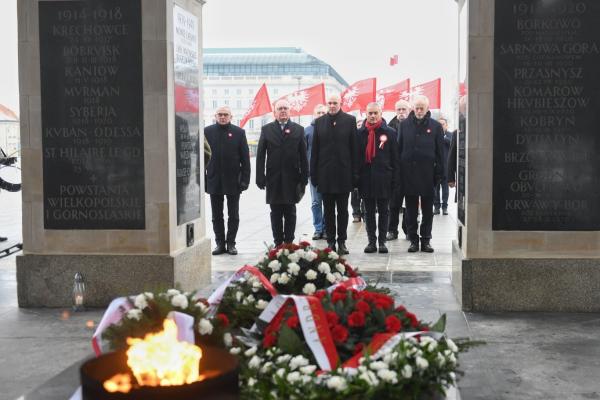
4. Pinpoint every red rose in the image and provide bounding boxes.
[405,312,419,328]
[333,286,347,294]
[348,311,366,328]
[332,292,346,304]
[353,342,365,355]
[268,249,278,259]
[216,313,229,327]
[299,241,311,247]
[385,315,402,333]
[359,291,375,302]
[348,288,360,300]
[374,294,394,310]
[355,300,371,314]
[324,247,333,253]
[331,324,349,344]
[314,290,327,300]
[395,305,406,313]
[286,315,299,329]
[325,311,340,327]
[263,333,277,348]
[344,264,358,277]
